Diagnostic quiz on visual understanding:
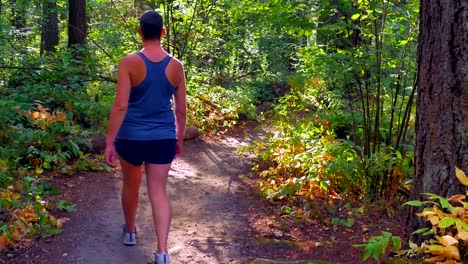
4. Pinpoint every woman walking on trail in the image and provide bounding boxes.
[104,10,187,264]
